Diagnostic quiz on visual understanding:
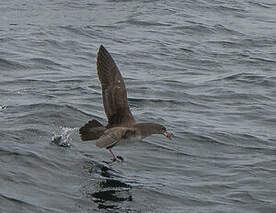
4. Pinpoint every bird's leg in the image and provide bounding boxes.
[108,148,119,162]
